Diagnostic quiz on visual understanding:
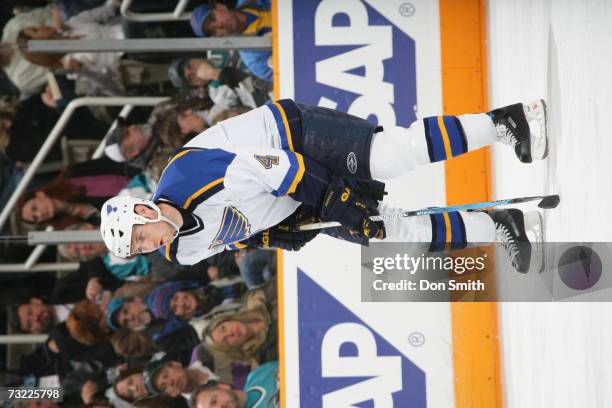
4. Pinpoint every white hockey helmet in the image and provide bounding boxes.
[100,196,176,259]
